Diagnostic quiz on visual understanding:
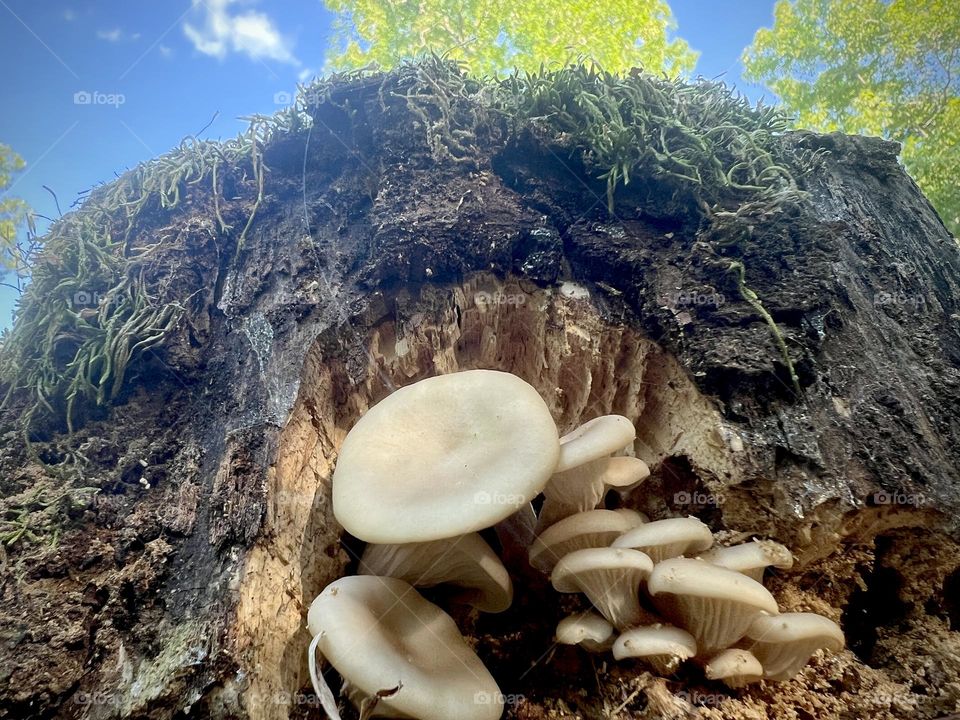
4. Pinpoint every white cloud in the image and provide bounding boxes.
[97,28,123,42]
[297,67,315,82]
[97,27,140,42]
[63,8,77,22]
[183,0,298,65]
[159,44,174,59]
